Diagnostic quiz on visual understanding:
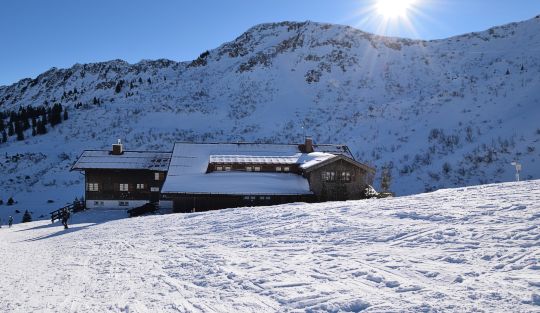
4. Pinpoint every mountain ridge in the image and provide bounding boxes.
[3,15,540,88]
[0,16,539,217]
